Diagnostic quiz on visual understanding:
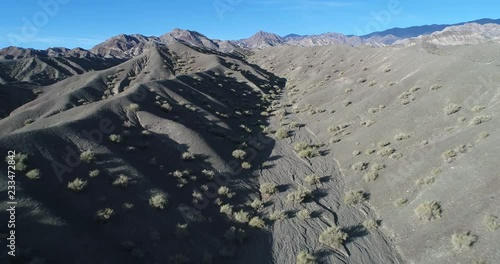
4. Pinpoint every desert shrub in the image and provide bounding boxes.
[161,103,172,112]
[297,148,319,159]
[296,251,316,264]
[472,105,486,113]
[378,147,396,157]
[250,198,264,210]
[294,142,309,152]
[297,209,312,220]
[234,210,250,223]
[368,108,379,114]
[224,226,246,243]
[269,210,286,221]
[365,148,376,155]
[329,138,341,144]
[371,163,386,171]
[357,77,367,83]
[409,86,420,92]
[351,162,368,171]
[220,204,233,215]
[25,169,41,180]
[319,226,348,249]
[95,208,114,222]
[67,178,87,192]
[260,183,277,195]
[275,128,290,139]
[378,141,390,148]
[182,152,195,160]
[483,215,500,231]
[395,133,411,141]
[442,150,457,162]
[218,186,234,198]
[287,187,312,203]
[352,150,361,156]
[109,134,122,143]
[6,153,28,171]
[394,198,408,207]
[192,190,203,203]
[360,120,375,127]
[444,103,461,115]
[470,115,491,125]
[430,84,442,90]
[451,231,477,250]
[342,100,352,107]
[304,174,321,185]
[344,190,367,205]
[415,201,441,221]
[345,88,353,93]
[80,150,95,163]
[362,219,379,232]
[175,223,189,239]
[24,119,34,126]
[127,103,140,111]
[478,131,489,139]
[241,162,252,169]
[89,169,100,178]
[363,171,379,182]
[415,176,435,186]
[249,216,265,228]
[201,169,215,179]
[232,149,247,160]
[149,192,168,209]
[390,153,403,160]
[112,174,131,187]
